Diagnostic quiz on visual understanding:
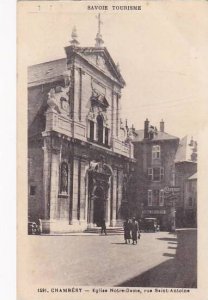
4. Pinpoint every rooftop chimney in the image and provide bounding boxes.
[144,118,149,139]
[160,119,164,132]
